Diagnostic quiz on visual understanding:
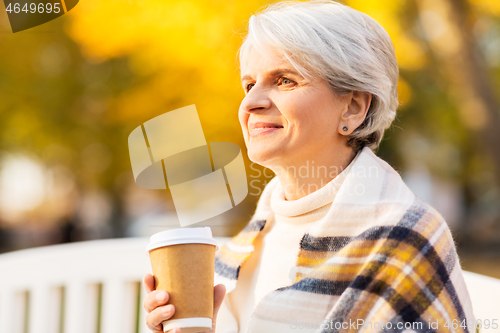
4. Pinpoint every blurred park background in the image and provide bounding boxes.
[0,0,499,278]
